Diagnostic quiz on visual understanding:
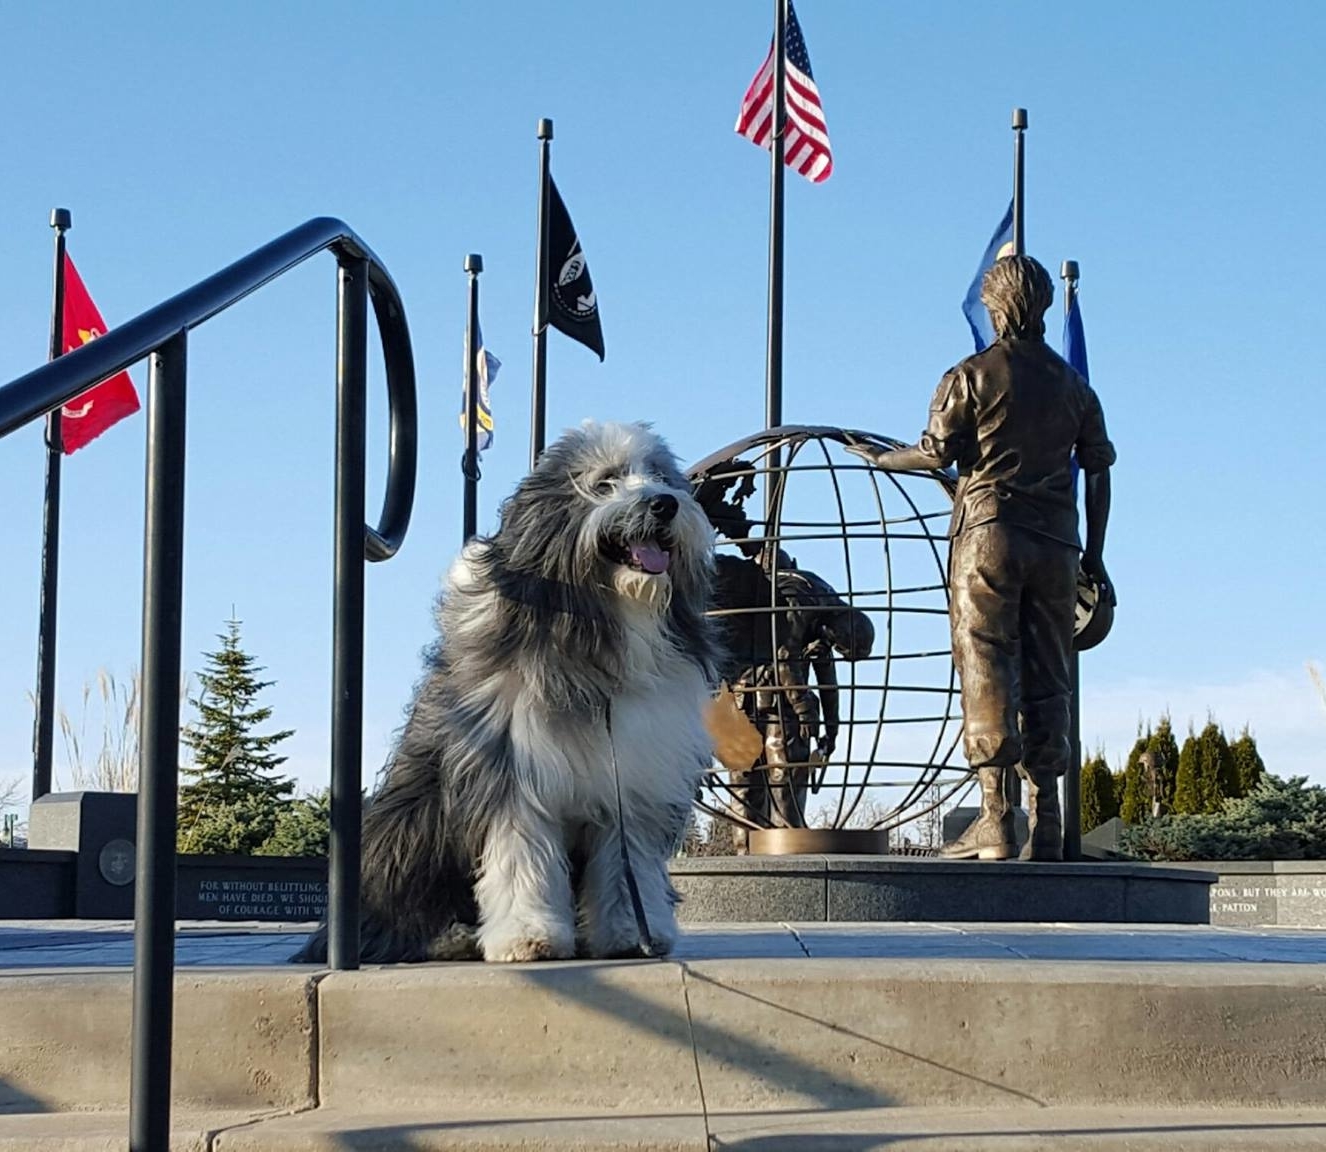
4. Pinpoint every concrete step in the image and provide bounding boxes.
[4,958,1326,1116]
[315,959,1326,1112]
[0,970,316,1113]
[4,1107,1326,1151]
